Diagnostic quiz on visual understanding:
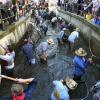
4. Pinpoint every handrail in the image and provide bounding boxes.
[0,15,15,21]
[60,3,87,14]
[0,4,31,31]
[59,2,99,18]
